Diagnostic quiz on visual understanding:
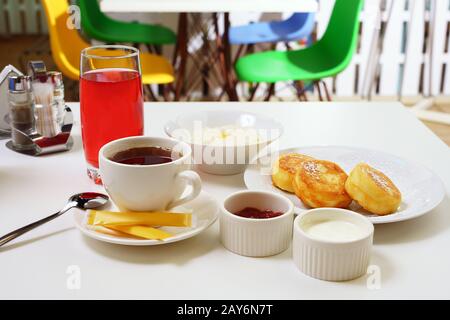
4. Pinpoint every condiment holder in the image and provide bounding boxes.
[5,105,74,156]
[220,190,294,257]
[293,208,374,281]
[5,61,73,156]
